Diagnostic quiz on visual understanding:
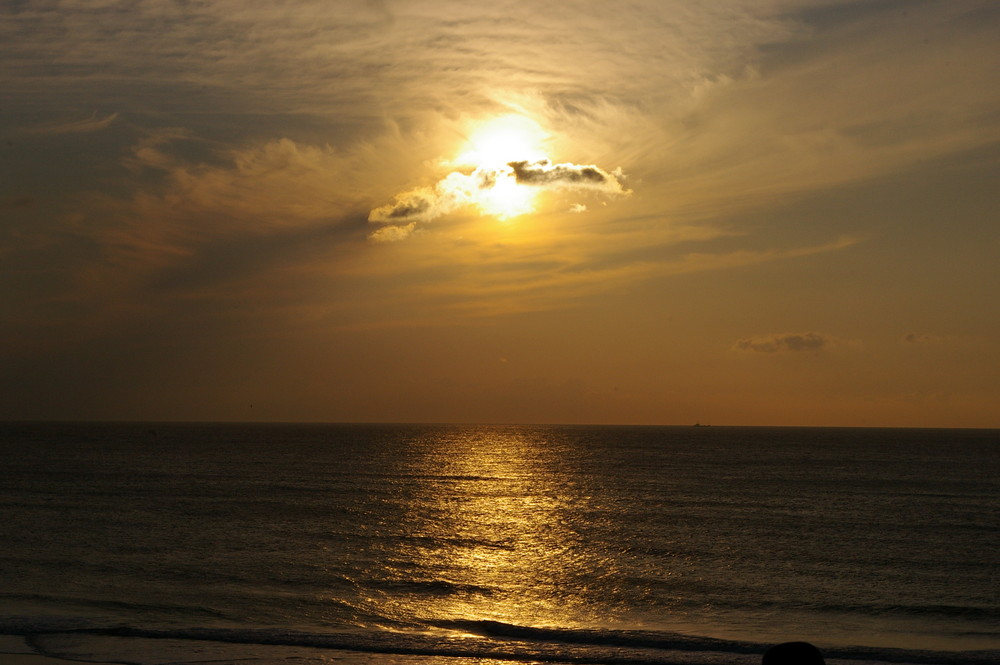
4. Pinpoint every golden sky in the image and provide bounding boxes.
[2,0,998,426]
